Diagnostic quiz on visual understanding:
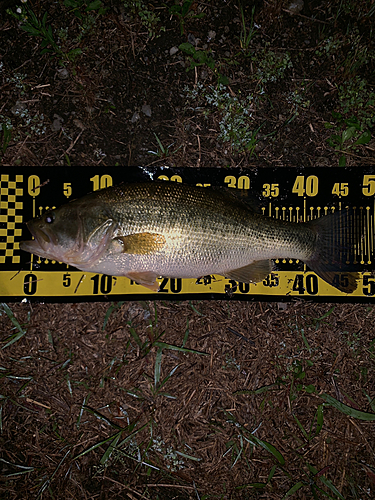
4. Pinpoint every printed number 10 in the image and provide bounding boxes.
[90,175,113,191]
